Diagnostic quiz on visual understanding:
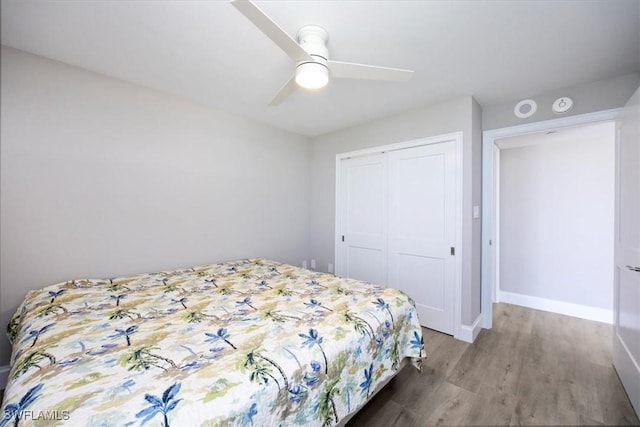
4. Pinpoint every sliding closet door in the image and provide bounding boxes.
[338,154,388,285]
[337,140,458,335]
[388,142,457,334]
